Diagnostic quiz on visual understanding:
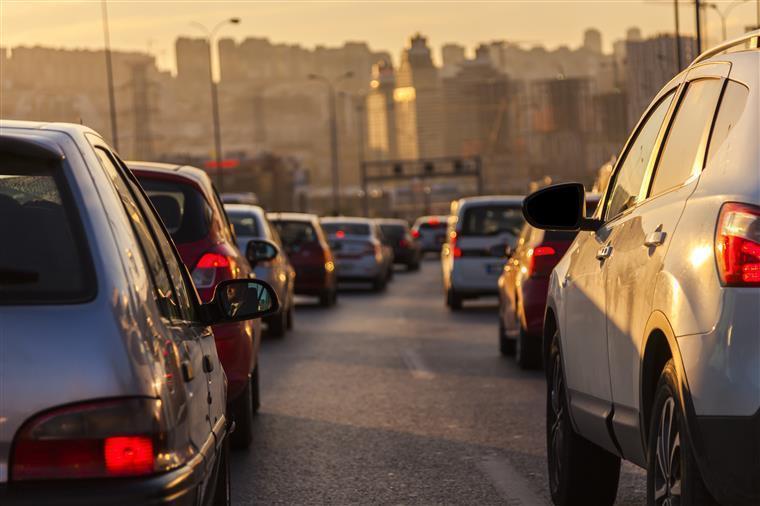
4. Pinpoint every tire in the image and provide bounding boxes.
[286,303,294,330]
[387,265,394,281]
[267,306,287,338]
[251,365,260,414]
[408,261,420,272]
[516,324,541,369]
[446,288,462,310]
[646,360,717,506]
[499,316,515,356]
[230,378,253,450]
[373,275,387,292]
[212,436,231,505]
[546,330,620,505]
